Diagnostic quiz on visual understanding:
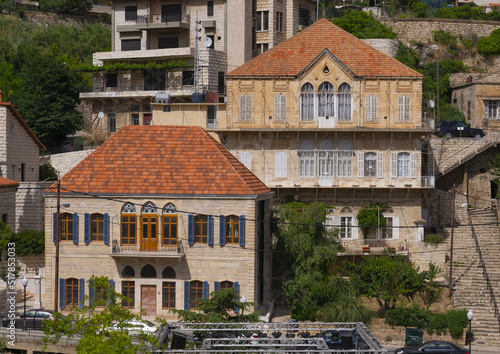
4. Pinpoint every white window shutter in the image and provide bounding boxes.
[352,216,359,240]
[357,152,364,178]
[377,152,384,179]
[239,151,252,170]
[410,152,417,179]
[391,152,397,178]
[274,152,287,177]
[333,216,341,236]
[392,217,400,239]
